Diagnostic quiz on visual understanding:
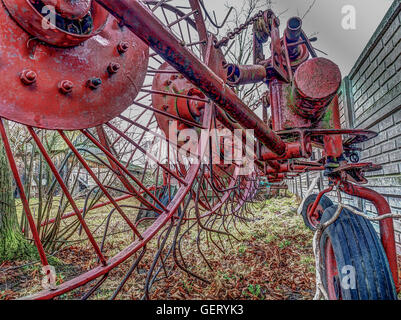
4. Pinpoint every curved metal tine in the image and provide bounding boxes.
[146,243,175,293]
[164,192,192,273]
[155,228,174,271]
[214,207,231,248]
[195,166,232,236]
[198,0,234,30]
[202,172,223,202]
[145,223,179,292]
[221,204,235,248]
[170,198,211,284]
[196,224,213,270]
[178,219,196,270]
[204,213,225,254]
[143,219,175,300]
[78,186,100,236]
[0,119,49,267]
[81,273,109,300]
[194,176,213,210]
[211,207,228,248]
[110,246,147,300]
[230,205,244,238]
[149,234,185,296]
[98,204,140,256]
